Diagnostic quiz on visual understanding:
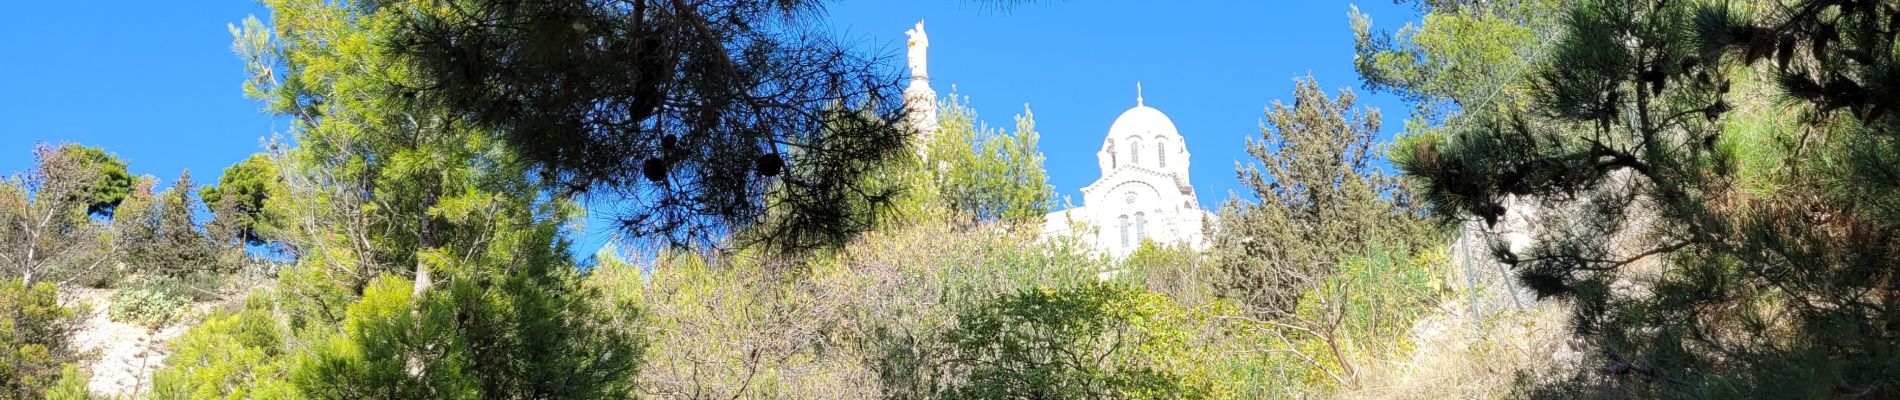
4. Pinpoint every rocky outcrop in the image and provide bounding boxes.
[68,288,189,398]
